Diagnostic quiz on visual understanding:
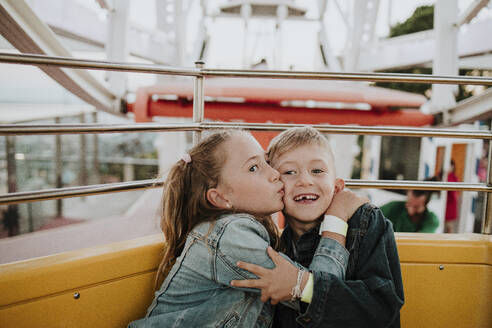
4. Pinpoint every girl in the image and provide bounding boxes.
[129,130,349,327]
